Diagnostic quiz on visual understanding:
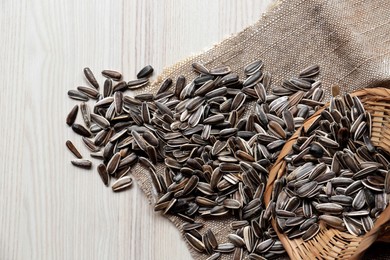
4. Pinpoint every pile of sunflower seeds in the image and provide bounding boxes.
[66,61,386,259]
[65,62,323,259]
[153,64,326,259]
[271,88,390,241]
